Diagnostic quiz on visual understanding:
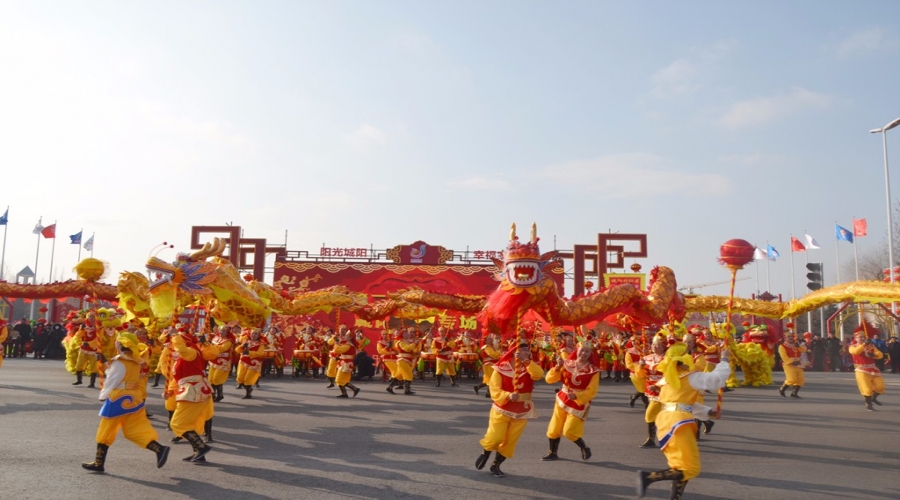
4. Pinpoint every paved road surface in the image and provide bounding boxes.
[0,358,897,499]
